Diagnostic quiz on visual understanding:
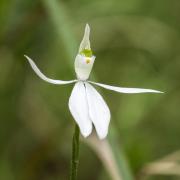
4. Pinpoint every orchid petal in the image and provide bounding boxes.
[69,82,92,137]
[79,24,91,52]
[89,81,163,94]
[85,82,110,139]
[74,54,95,81]
[25,55,76,85]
